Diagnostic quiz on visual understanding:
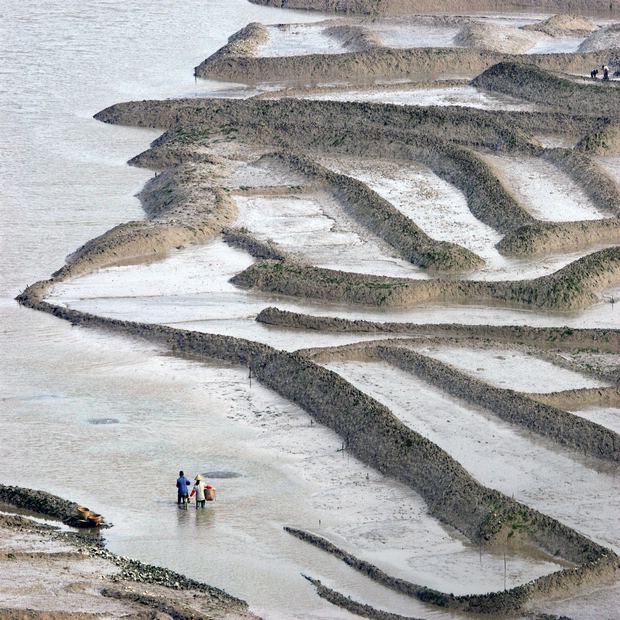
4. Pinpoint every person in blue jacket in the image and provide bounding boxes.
[176,470,191,506]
